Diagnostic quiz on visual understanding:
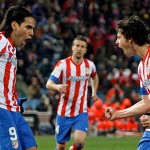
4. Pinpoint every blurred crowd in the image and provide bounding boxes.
[0,0,150,133]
